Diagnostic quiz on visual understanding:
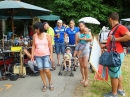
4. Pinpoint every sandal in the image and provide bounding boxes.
[50,68,54,71]
[52,66,56,70]
[84,81,88,87]
[42,86,47,92]
[49,84,54,91]
[80,80,85,84]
